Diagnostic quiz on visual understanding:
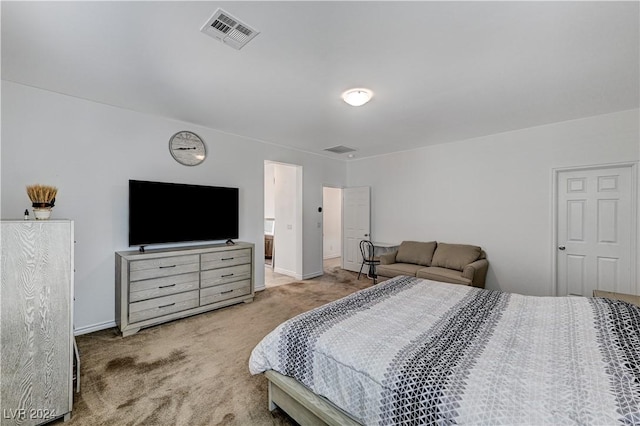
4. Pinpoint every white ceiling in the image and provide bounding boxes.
[2,1,638,160]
